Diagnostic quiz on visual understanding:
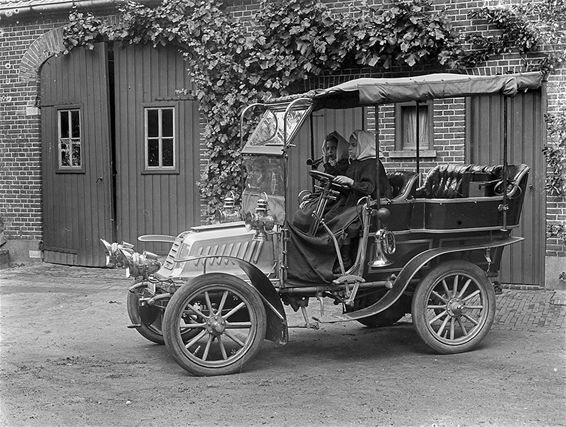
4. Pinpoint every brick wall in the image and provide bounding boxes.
[0,18,66,244]
[545,68,566,258]
[0,0,564,262]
